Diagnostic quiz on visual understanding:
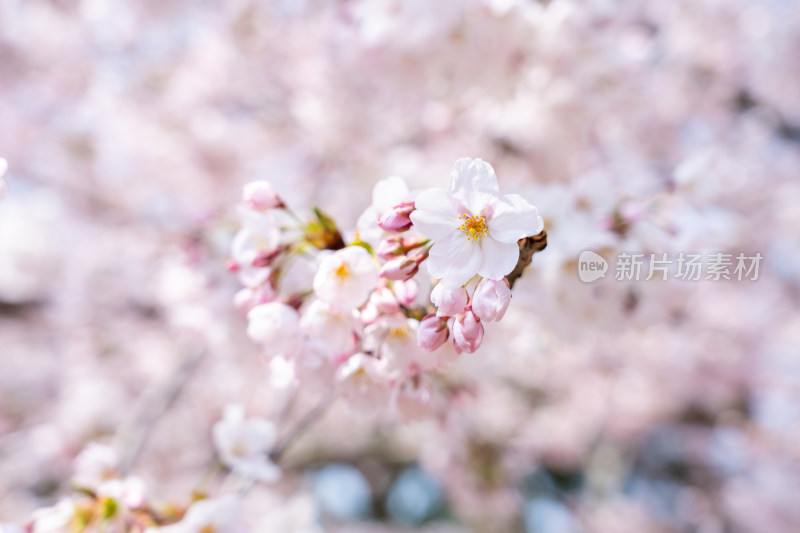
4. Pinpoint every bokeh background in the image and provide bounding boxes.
[1,0,799,531]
